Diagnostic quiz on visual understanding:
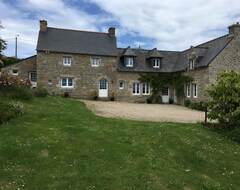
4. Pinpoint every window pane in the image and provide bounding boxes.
[62,78,67,86]
[68,78,73,86]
